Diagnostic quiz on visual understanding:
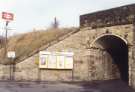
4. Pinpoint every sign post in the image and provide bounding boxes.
[7,51,16,81]
[2,12,14,57]
[2,12,14,81]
